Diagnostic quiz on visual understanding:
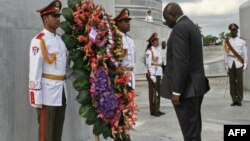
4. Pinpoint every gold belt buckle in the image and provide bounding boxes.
[124,67,134,71]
